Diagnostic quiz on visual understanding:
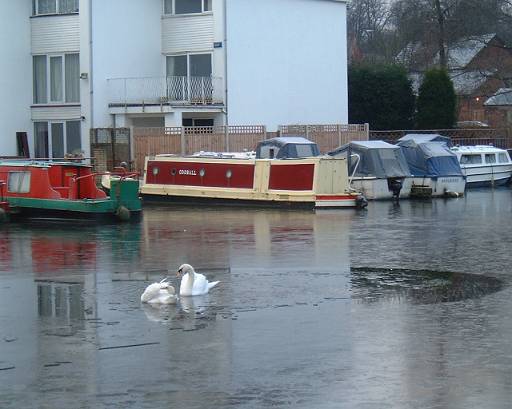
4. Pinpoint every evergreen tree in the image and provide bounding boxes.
[416,68,456,129]
[348,64,415,130]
